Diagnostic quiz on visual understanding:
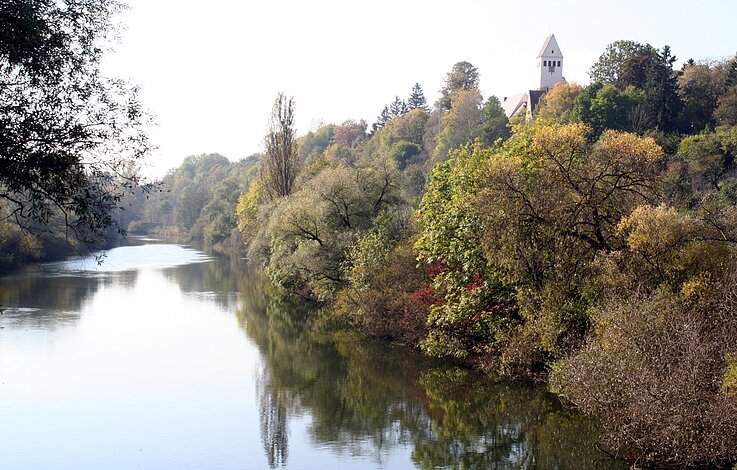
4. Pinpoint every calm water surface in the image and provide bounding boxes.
[0,239,622,469]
